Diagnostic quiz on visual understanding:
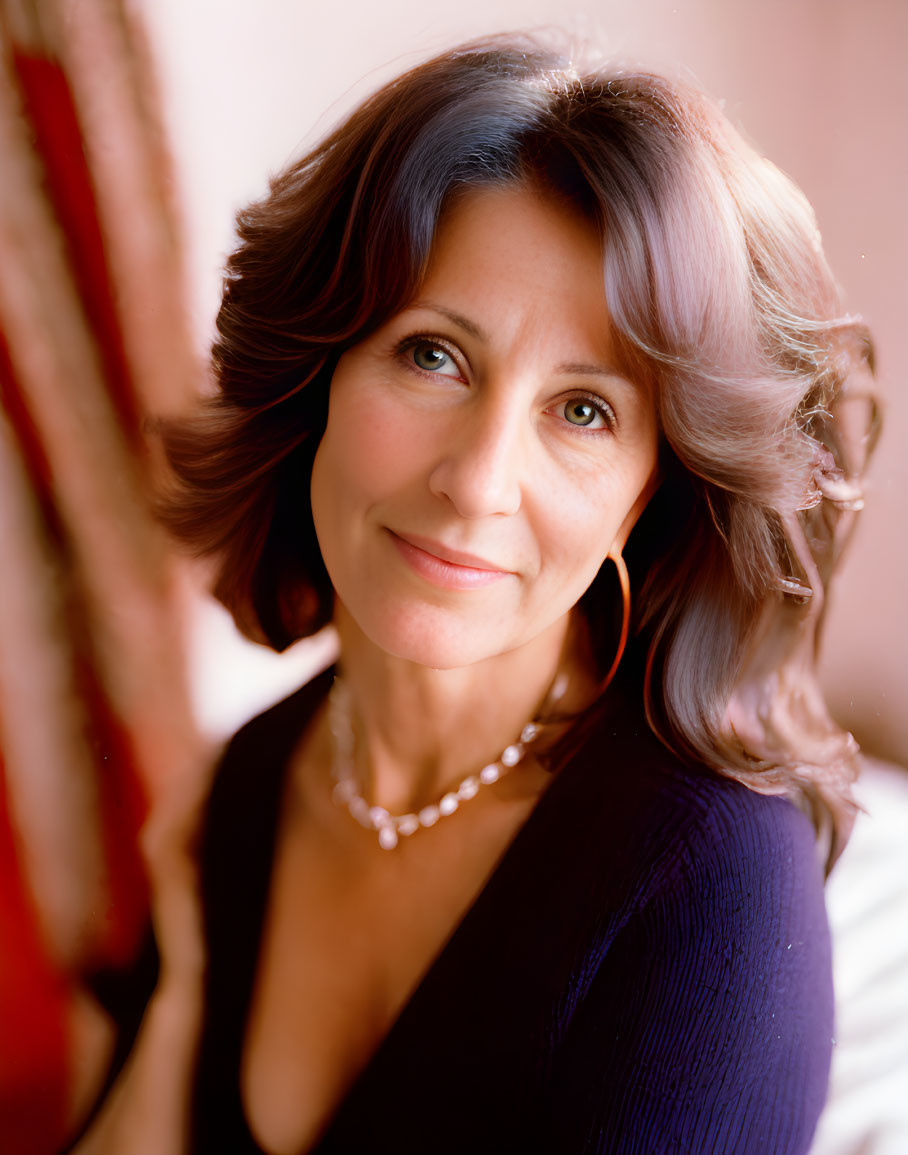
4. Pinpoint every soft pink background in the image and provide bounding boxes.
[140,0,908,765]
